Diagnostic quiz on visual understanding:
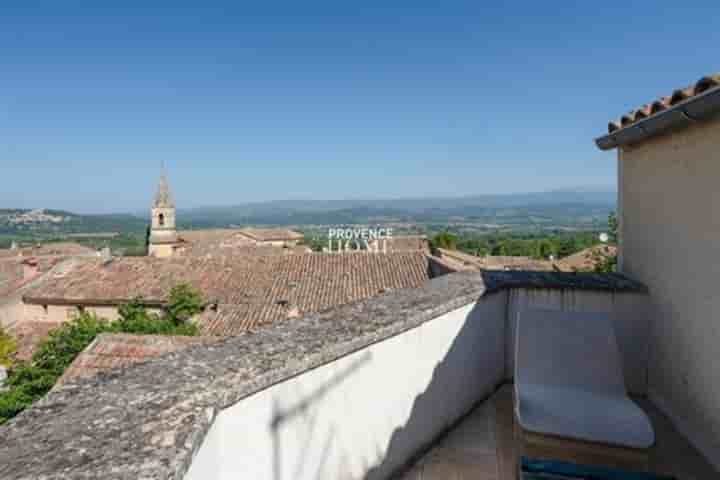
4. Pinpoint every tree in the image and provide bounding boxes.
[0,283,203,424]
[0,326,16,368]
[608,211,618,244]
[594,211,618,272]
[165,284,204,324]
[431,231,458,250]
